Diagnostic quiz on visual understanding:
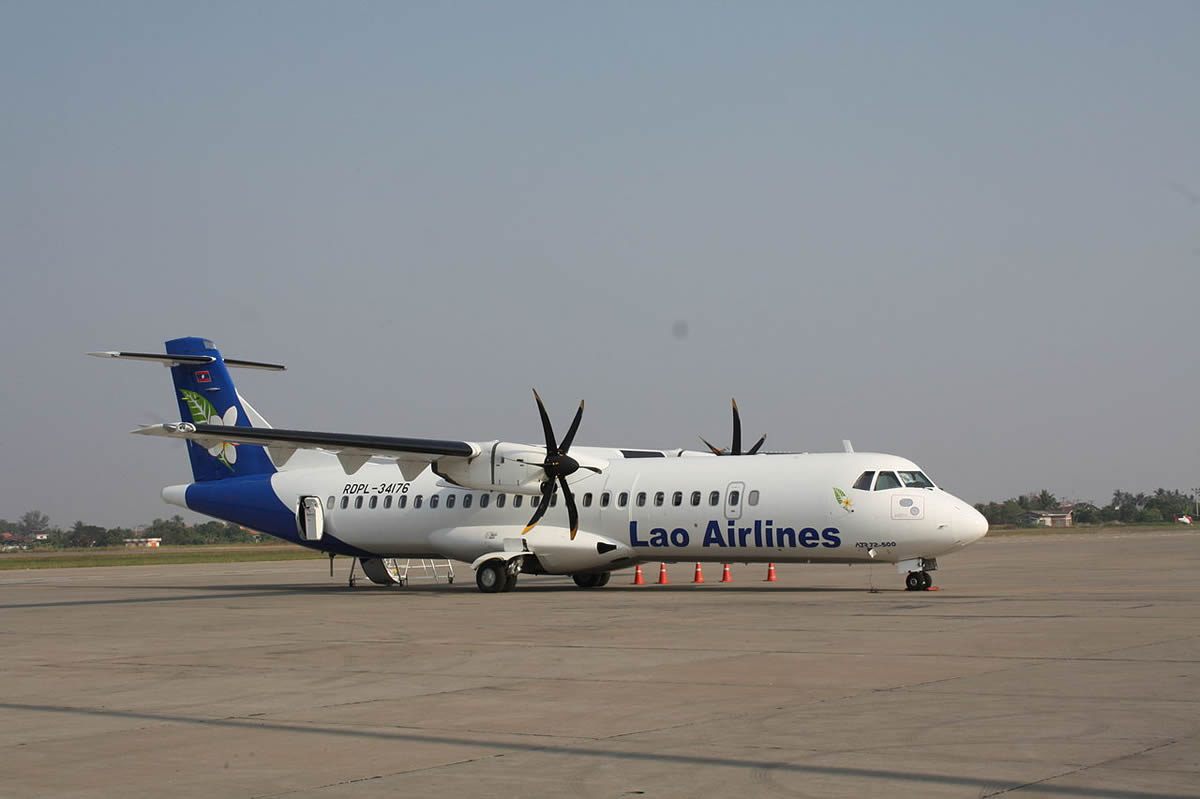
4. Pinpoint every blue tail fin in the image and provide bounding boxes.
[165,337,278,482]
